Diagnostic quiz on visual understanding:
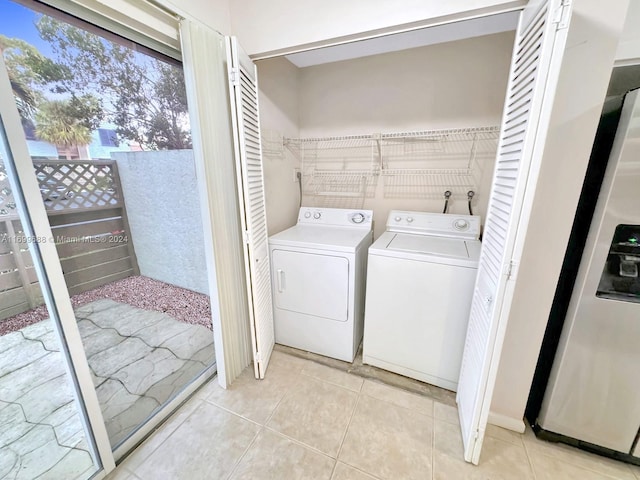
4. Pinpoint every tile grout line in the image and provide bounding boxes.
[359,390,434,419]
[119,397,206,472]
[262,424,337,461]
[276,346,457,405]
[224,425,263,480]
[520,433,539,480]
[201,397,266,429]
[328,460,339,479]
[523,434,637,480]
[262,369,298,426]
[335,391,362,462]
[299,367,364,394]
[431,397,436,480]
